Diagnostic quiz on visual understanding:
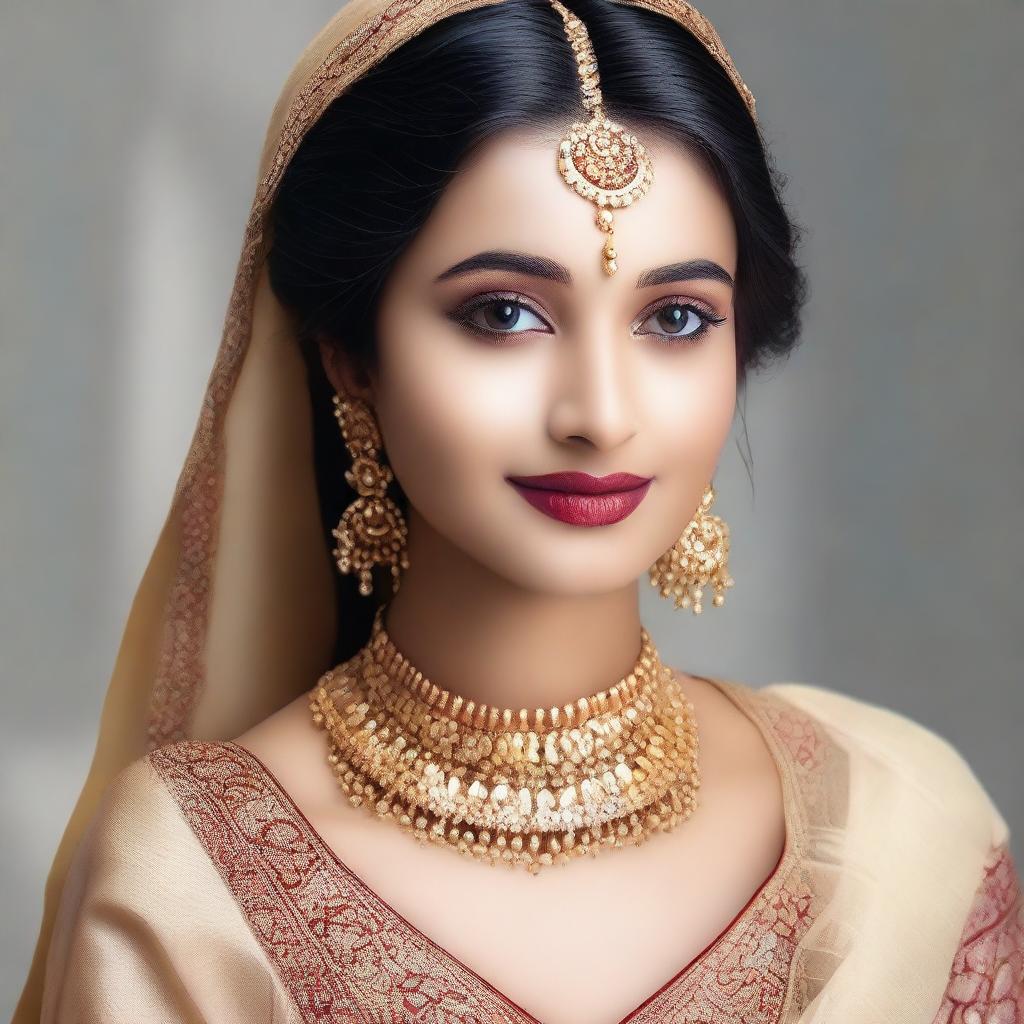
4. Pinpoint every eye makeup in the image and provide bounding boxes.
[446,290,728,346]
